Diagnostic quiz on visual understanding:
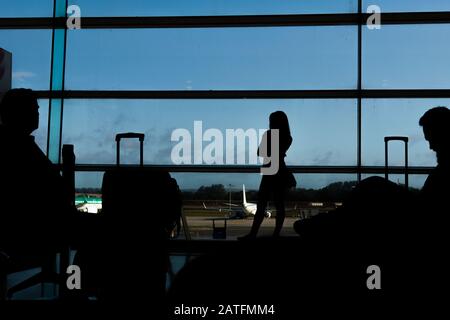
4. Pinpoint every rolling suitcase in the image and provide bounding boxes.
[98,133,181,303]
[384,136,409,189]
[102,132,181,236]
